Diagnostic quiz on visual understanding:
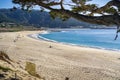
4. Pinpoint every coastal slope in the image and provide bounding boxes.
[0,31,120,80]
